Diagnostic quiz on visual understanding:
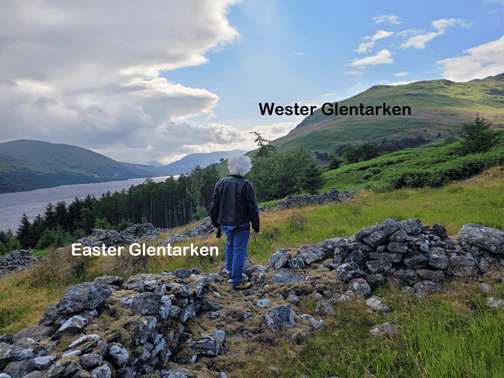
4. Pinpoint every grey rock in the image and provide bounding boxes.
[298,314,325,331]
[271,268,304,284]
[363,230,388,247]
[403,253,429,269]
[416,269,444,283]
[274,253,292,270]
[432,223,447,238]
[315,300,334,316]
[22,371,45,378]
[173,268,192,279]
[55,282,111,314]
[119,292,163,316]
[413,281,445,298]
[89,365,112,378]
[264,305,296,332]
[447,254,478,277]
[4,360,36,378]
[46,363,64,378]
[178,303,197,323]
[480,283,492,292]
[13,326,53,343]
[269,251,285,267]
[297,247,326,265]
[32,355,55,370]
[344,250,364,265]
[66,334,100,350]
[63,359,82,377]
[355,225,381,242]
[212,331,226,343]
[107,343,129,366]
[257,299,270,308]
[348,278,371,297]
[478,258,491,273]
[371,321,397,339]
[335,262,366,283]
[51,315,87,340]
[487,297,504,309]
[457,223,504,254]
[393,269,419,284]
[92,275,124,287]
[381,218,401,236]
[0,334,13,344]
[288,258,306,269]
[190,337,220,356]
[80,353,102,369]
[389,229,408,242]
[400,219,422,235]
[387,242,408,254]
[287,294,301,305]
[428,249,449,270]
[366,297,391,312]
[365,260,392,274]
[204,302,224,311]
